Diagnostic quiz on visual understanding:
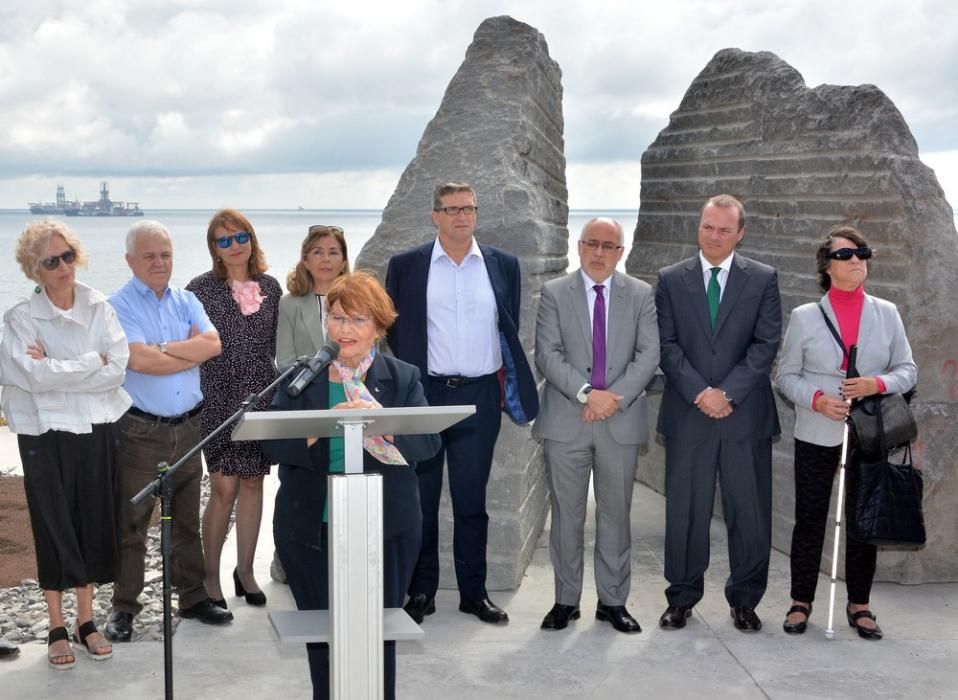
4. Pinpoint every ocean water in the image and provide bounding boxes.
[0,208,638,332]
